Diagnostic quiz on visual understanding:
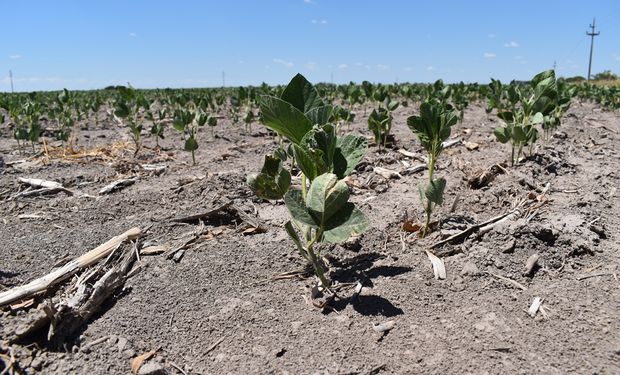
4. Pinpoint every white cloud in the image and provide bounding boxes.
[483,52,496,59]
[427,66,435,71]
[303,0,314,3]
[9,54,21,59]
[504,41,519,48]
[273,58,294,68]
[129,32,137,37]
[376,64,389,71]
[338,63,348,69]
[311,19,327,24]
[306,61,317,70]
